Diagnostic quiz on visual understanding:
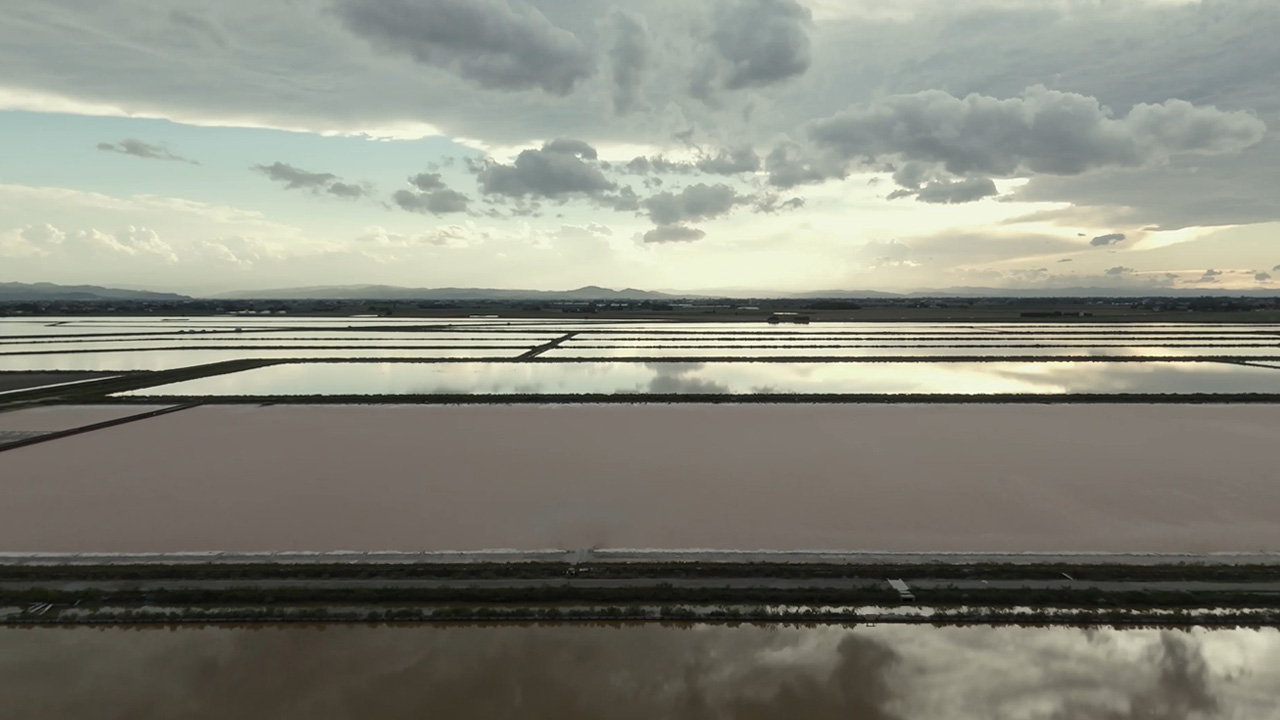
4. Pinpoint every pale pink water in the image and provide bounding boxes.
[1,404,1278,554]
